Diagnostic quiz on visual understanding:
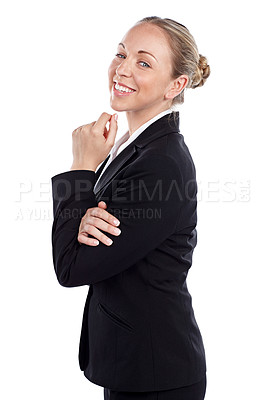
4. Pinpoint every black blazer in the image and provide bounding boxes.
[51,111,206,392]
